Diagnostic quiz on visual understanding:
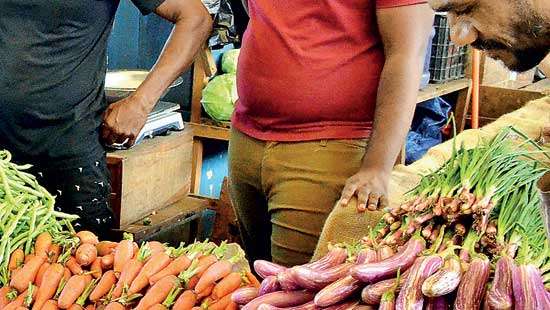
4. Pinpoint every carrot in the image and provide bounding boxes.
[47,244,61,264]
[245,271,260,288]
[195,259,235,293]
[196,284,214,300]
[112,245,150,298]
[0,287,17,308]
[76,231,99,245]
[34,262,51,287]
[90,258,102,279]
[146,242,166,257]
[65,257,83,276]
[67,304,83,310]
[191,307,201,310]
[148,305,167,310]
[195,256,218,278]
[89,271,117,302]
[75,244,97,267]
[134,275,180,310]
[132,243,139,259]
[149,255,191,285]
[4,286,37,310]
[208,294,232,310]
[63,268,72,282]
[85,304,95,310]
[57,275,92,309]
[32,263,65,310]
[9,249,24,271]
[14,306,28,310]
[225,301,238,310]
[10,255,46,292]
[104,302,125,310]
[211,273,242,300]
[113,240,134,274]
[35,232,53,258]
[24,256,32,264]
[41,300,59,310]
[100,254,114,270]
[128,252,171,294]
[172,290,196,310]
[96,242,117,257]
